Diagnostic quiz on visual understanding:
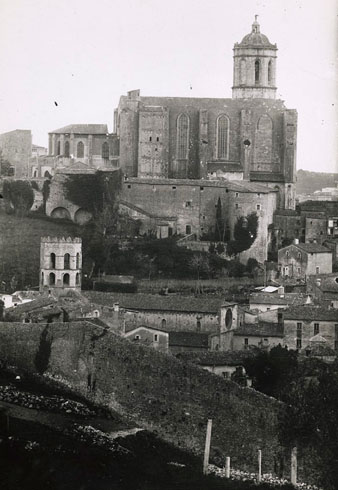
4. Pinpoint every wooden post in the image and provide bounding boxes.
[203,419,212,474]
[291,446,297,485]
[225,456,230,478]
[257,449,262,482]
